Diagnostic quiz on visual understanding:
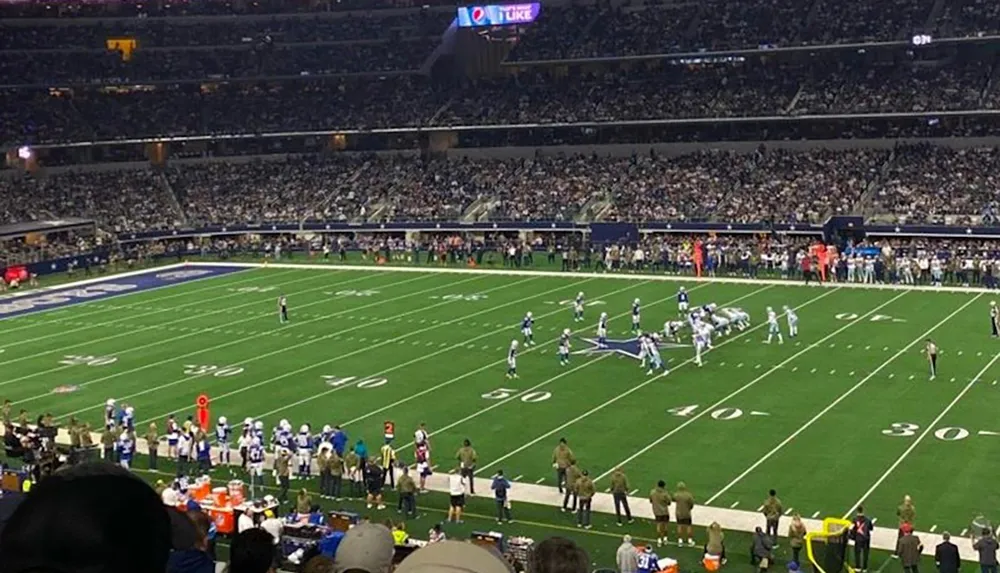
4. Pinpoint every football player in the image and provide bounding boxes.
[631,298,641,333]
[278,294,289,324]
[521,312,535,345]
[677,287,690,314]
[765,307,783,345]
[574,292,585,322]
[216,416,231,465]
[506,340,519,379]
[783,305,799,337]
[559,328,572,366]
[597,312,609,348]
